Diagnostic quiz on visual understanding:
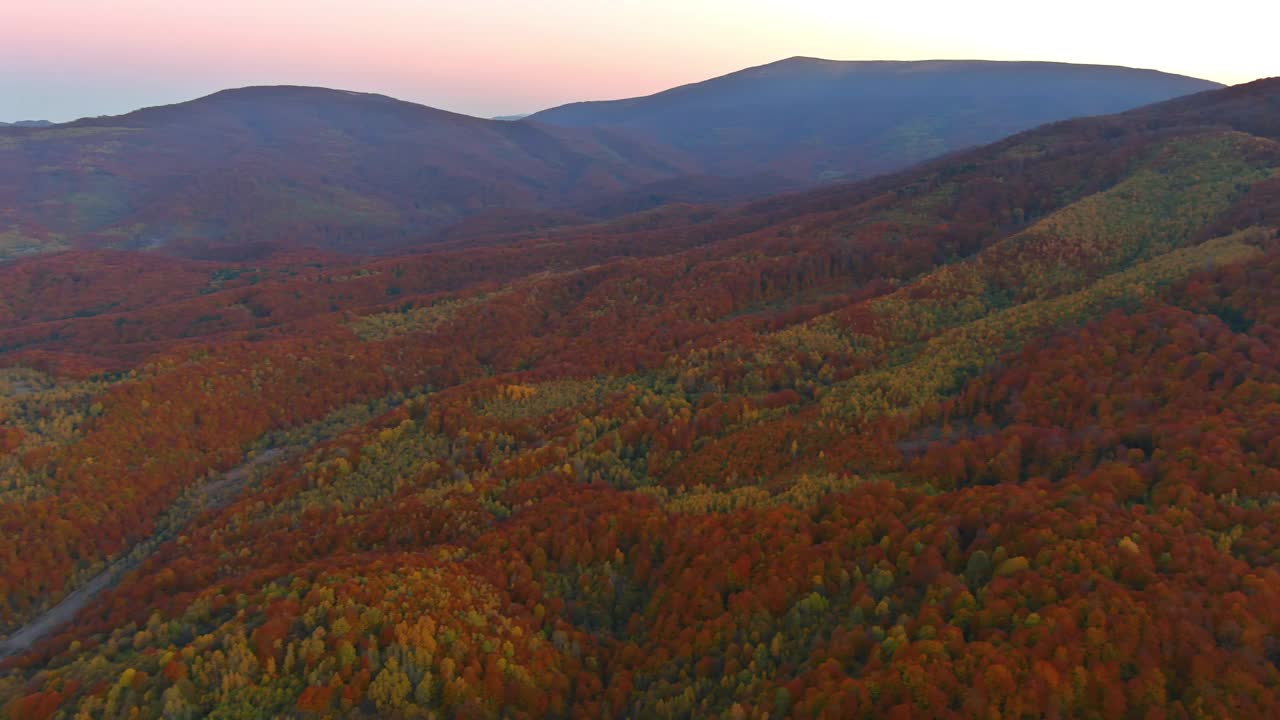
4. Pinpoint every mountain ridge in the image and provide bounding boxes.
[542,56,1221,107]
[0,85,707,258]
[0,59,1227,259]
[528,57,1224,184]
